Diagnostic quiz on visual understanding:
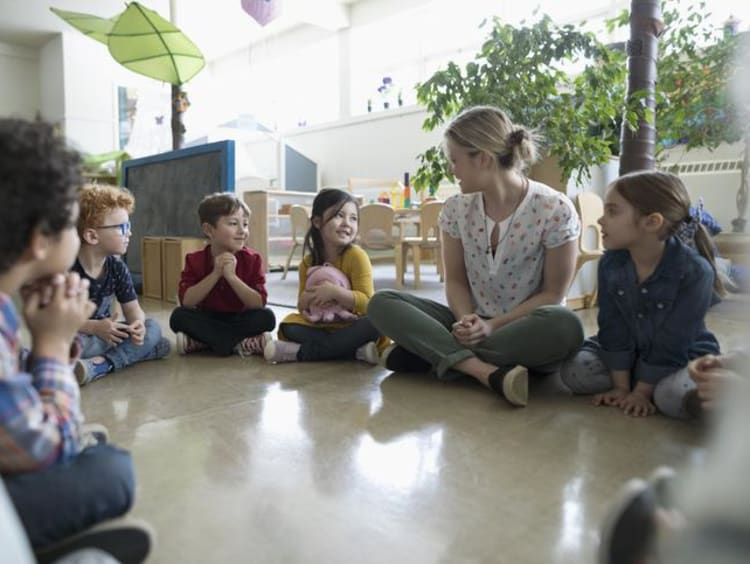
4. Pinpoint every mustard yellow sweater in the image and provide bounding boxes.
[279,244,374,332]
